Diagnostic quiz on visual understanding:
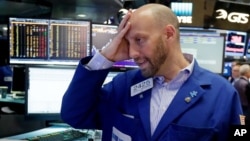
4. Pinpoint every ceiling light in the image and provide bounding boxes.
[77,14,86,18]
[2,27,7,31]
